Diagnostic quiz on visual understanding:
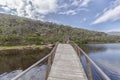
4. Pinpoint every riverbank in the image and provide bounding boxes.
[0,44,53,50]
[0,44,51,75]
